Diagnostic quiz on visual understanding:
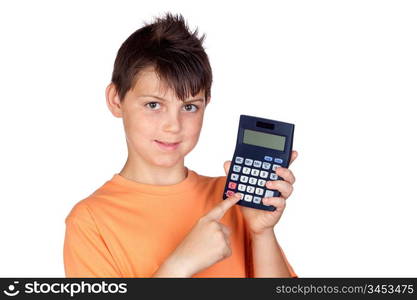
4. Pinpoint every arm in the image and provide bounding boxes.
[225,150,299,278]
[250,229,293,277]
[66,195,241,278]
[152,257,191,277]
[64,204,121,277]
[153,194,242,278]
